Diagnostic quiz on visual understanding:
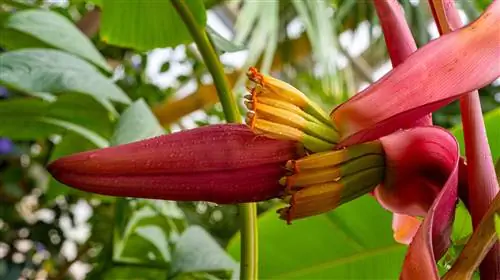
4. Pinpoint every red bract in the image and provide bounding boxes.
[372,0,425,244]
[48,124,298,203]
[376,126,461,272]
[373,0,432,128]
[331,0,500,147]
[373,127,459,279]
[369,1,498,278]
[375,127,458,217]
